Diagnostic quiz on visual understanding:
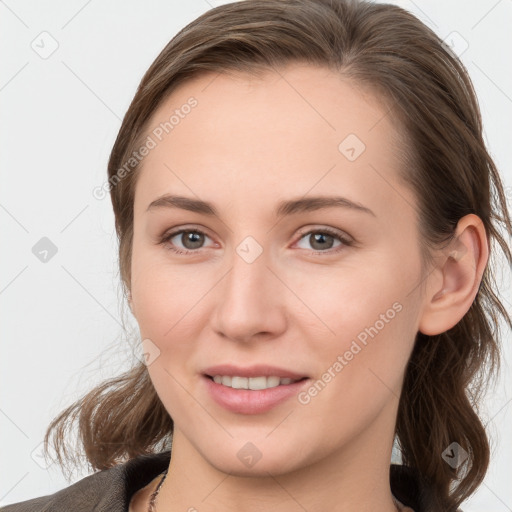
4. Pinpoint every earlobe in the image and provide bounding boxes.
[418,214,488,336]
